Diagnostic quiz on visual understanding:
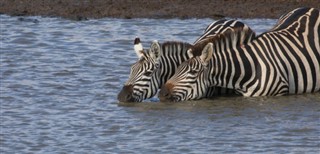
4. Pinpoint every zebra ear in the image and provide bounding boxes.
[187,49,194,58]
[134,38,144,59]
[150,40,161,60]
[200,43,213,65]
